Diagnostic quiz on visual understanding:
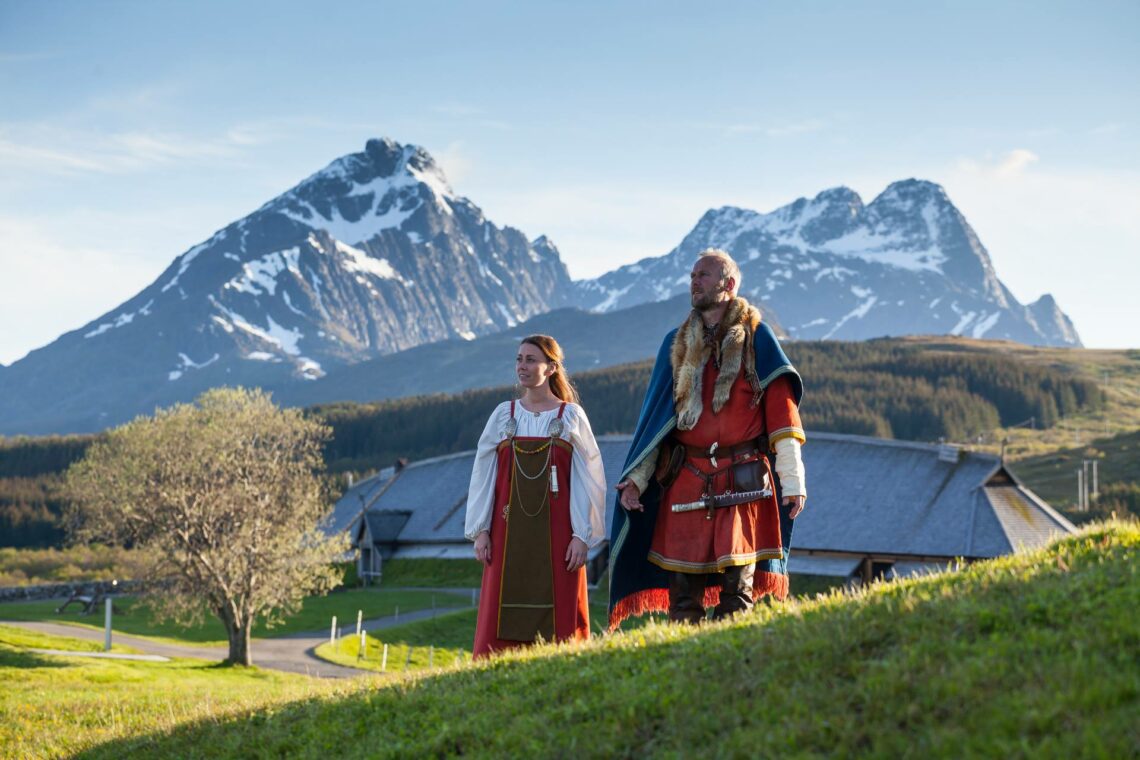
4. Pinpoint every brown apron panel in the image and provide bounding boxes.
[498,439,555,642]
